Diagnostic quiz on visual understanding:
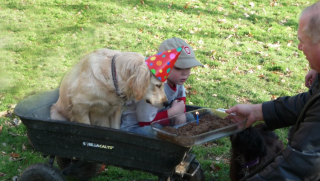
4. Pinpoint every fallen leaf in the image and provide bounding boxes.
[235,52,242,56]
[22,144,27,151]
[185,84,192,90]
[10,152,20,158]
[217,18,226,23]
[210,163,221,171]
[140,0,144,4]
[217,6,224,11]
[0,125,2,134]
[188,90,197,95]
[184,2,190,9]
[225,34,233,39]
[271,95,277,100]
[0,172,6,177]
